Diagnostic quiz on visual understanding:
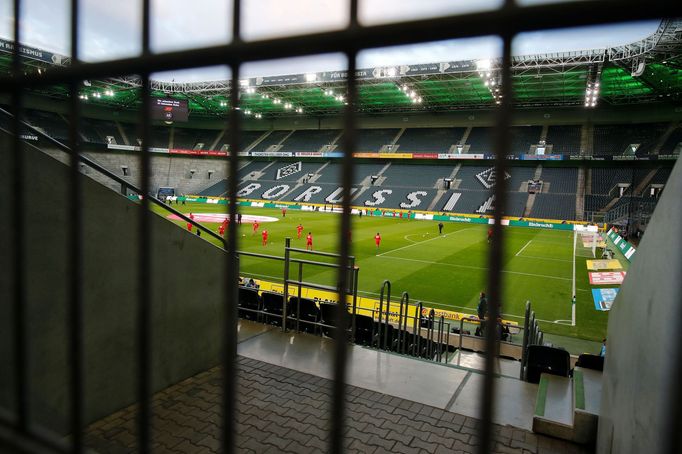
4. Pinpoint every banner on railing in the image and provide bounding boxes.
[606,228,637,261]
